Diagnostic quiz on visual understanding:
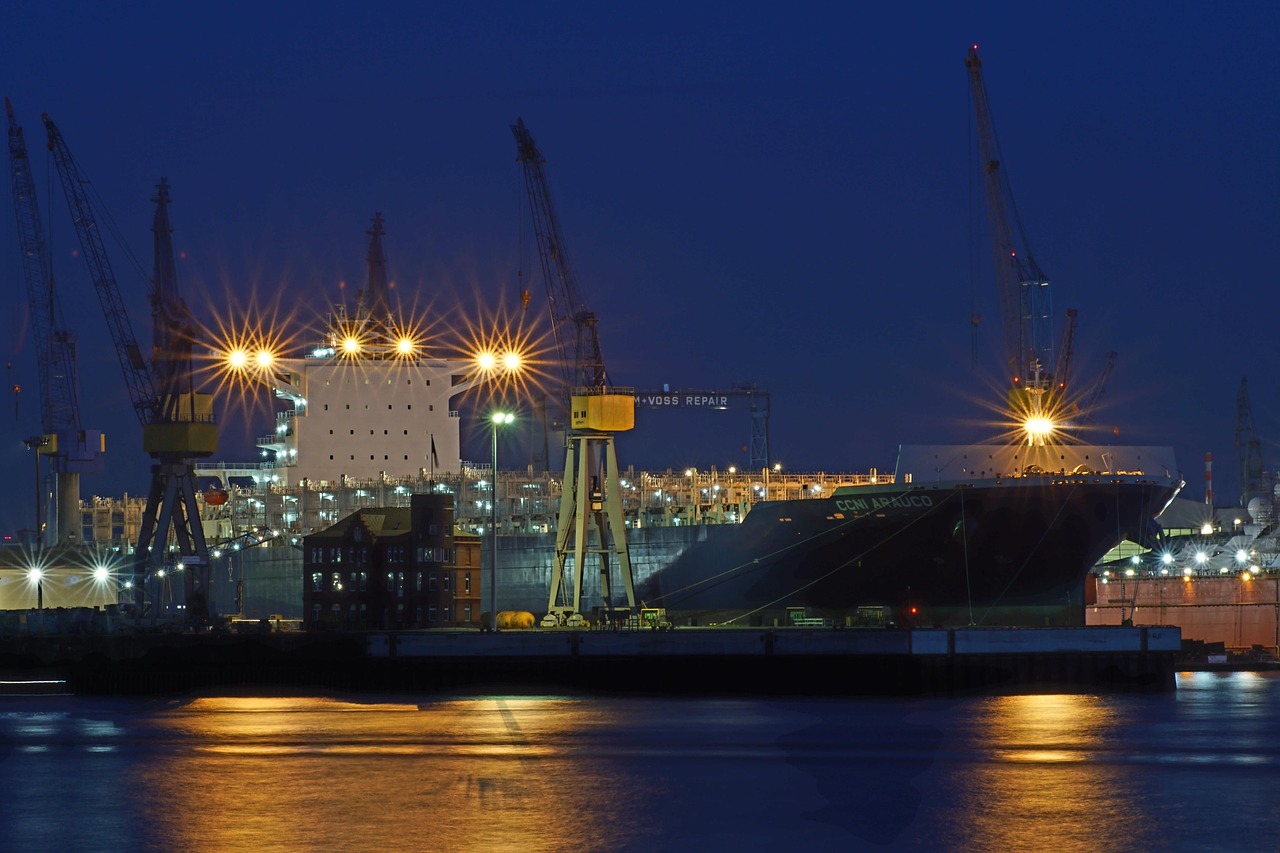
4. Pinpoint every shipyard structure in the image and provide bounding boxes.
[2,210,1186,635]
